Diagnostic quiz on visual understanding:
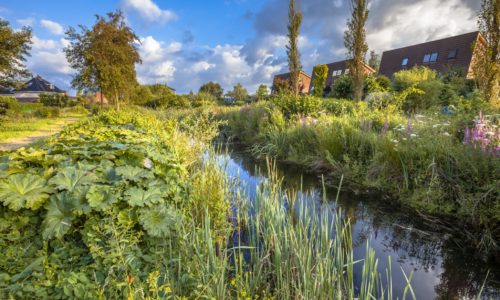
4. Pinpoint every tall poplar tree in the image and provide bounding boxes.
[65,11,141,110]
[344,0,369,101]
[0,19,32,88]
[287,0,303,96]
[474,0,499,103]
[312,65,328,97]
